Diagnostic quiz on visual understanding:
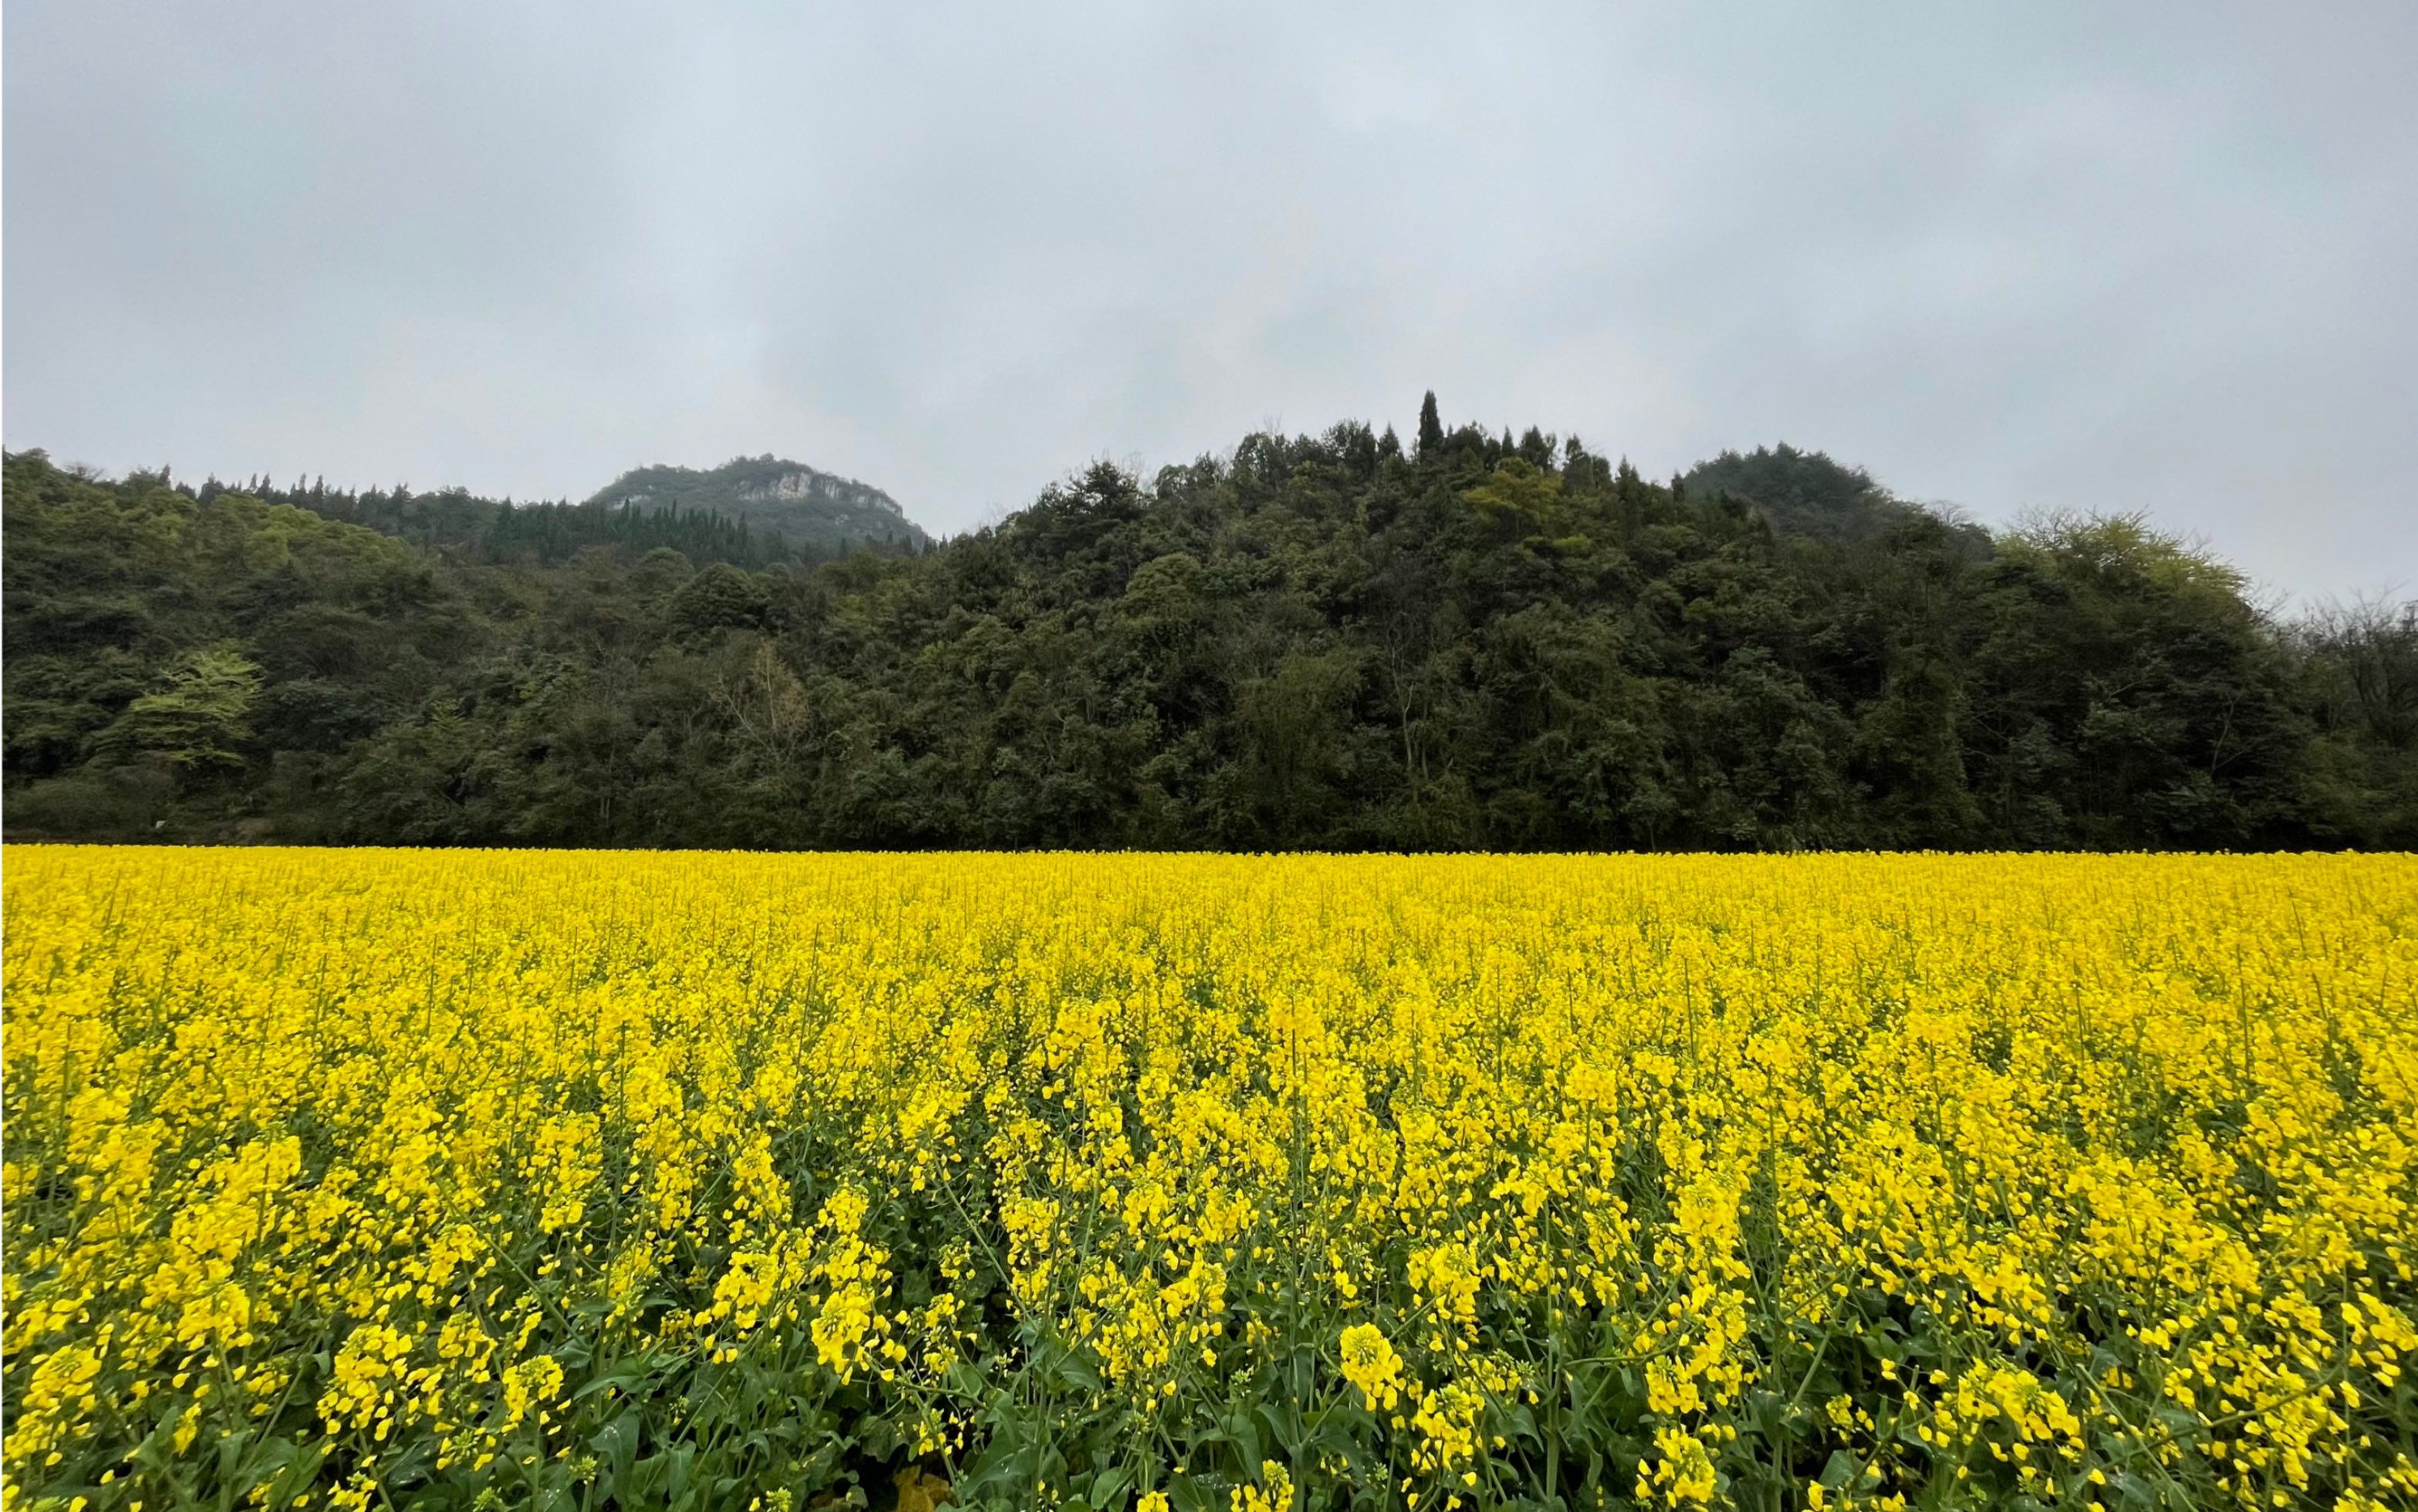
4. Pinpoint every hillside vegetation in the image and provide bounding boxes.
[178,459,925,570]
[589,454,930,551]
[5,400,2412,849]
